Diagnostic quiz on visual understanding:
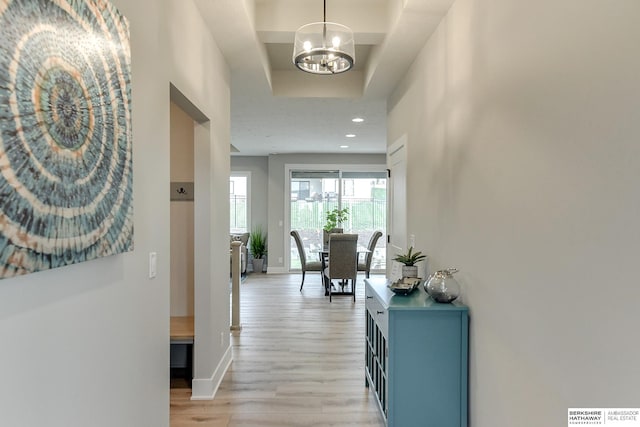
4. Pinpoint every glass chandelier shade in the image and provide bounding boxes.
[292,14,355,74]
